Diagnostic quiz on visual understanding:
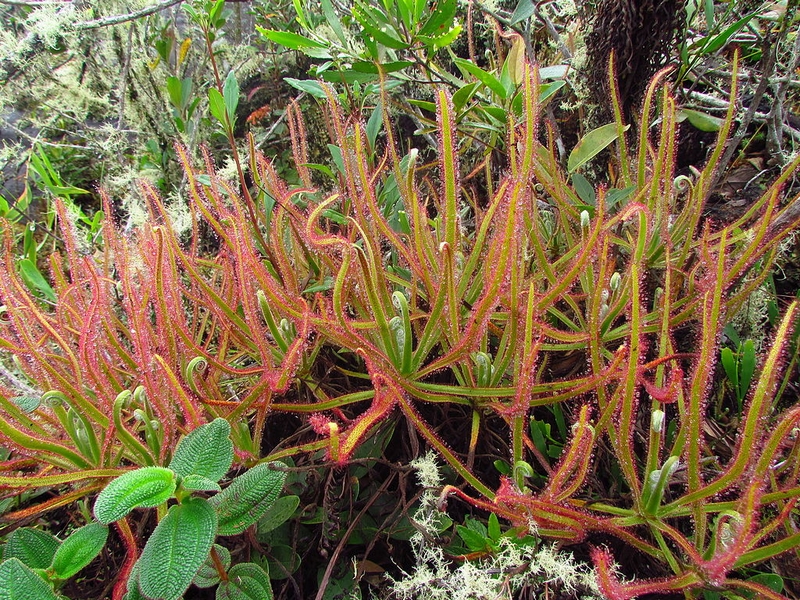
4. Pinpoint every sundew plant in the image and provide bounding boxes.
[1,52,800,598]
